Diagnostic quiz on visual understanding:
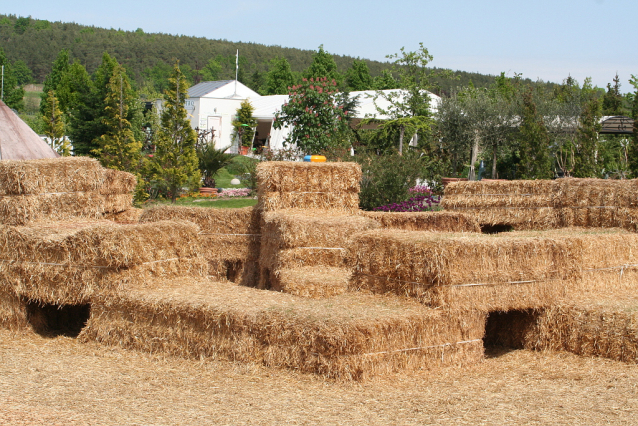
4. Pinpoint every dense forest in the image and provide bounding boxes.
[0,13,543,97]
